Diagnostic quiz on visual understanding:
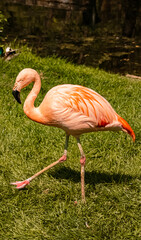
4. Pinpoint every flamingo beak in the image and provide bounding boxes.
[12,90,21,104]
